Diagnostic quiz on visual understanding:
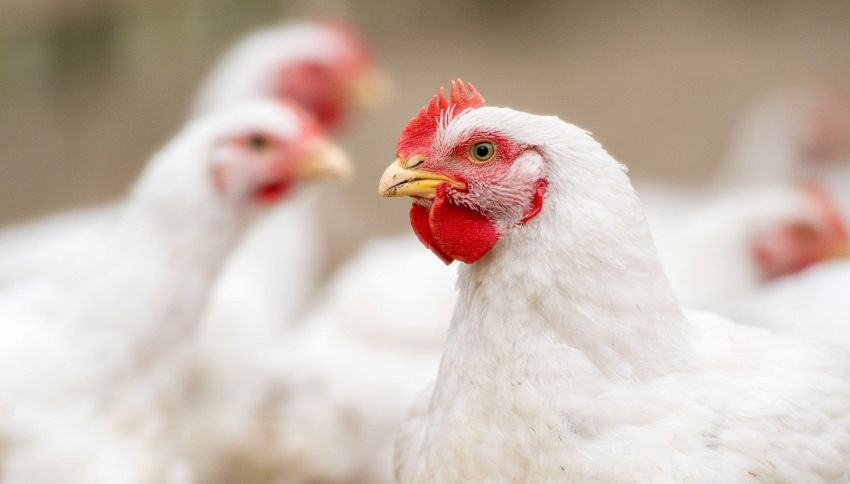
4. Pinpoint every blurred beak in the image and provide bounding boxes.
[297,140,354,181]
[378,158,464,198]
[830,242,850,259]
[347,67,393,108]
